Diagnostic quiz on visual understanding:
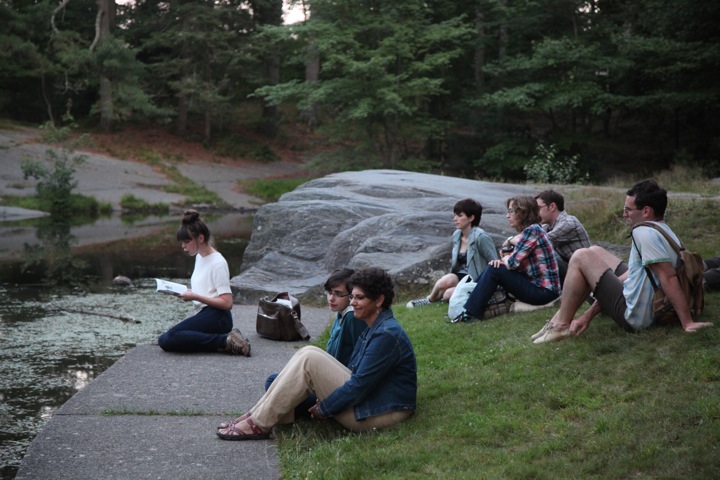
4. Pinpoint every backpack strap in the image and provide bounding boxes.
[631,221,684,254]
